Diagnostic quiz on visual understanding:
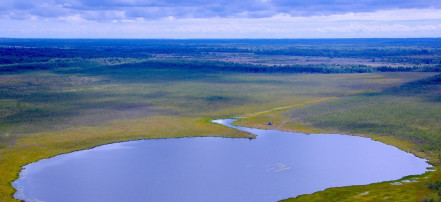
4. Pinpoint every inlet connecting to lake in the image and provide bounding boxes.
[13,119,430,202]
